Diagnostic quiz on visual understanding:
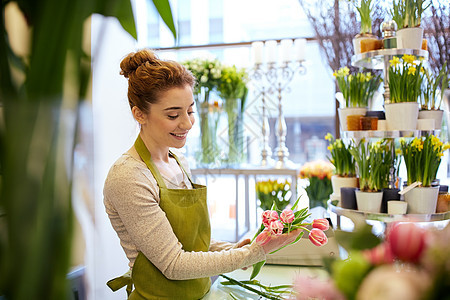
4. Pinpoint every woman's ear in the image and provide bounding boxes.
[132,106,146,125]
